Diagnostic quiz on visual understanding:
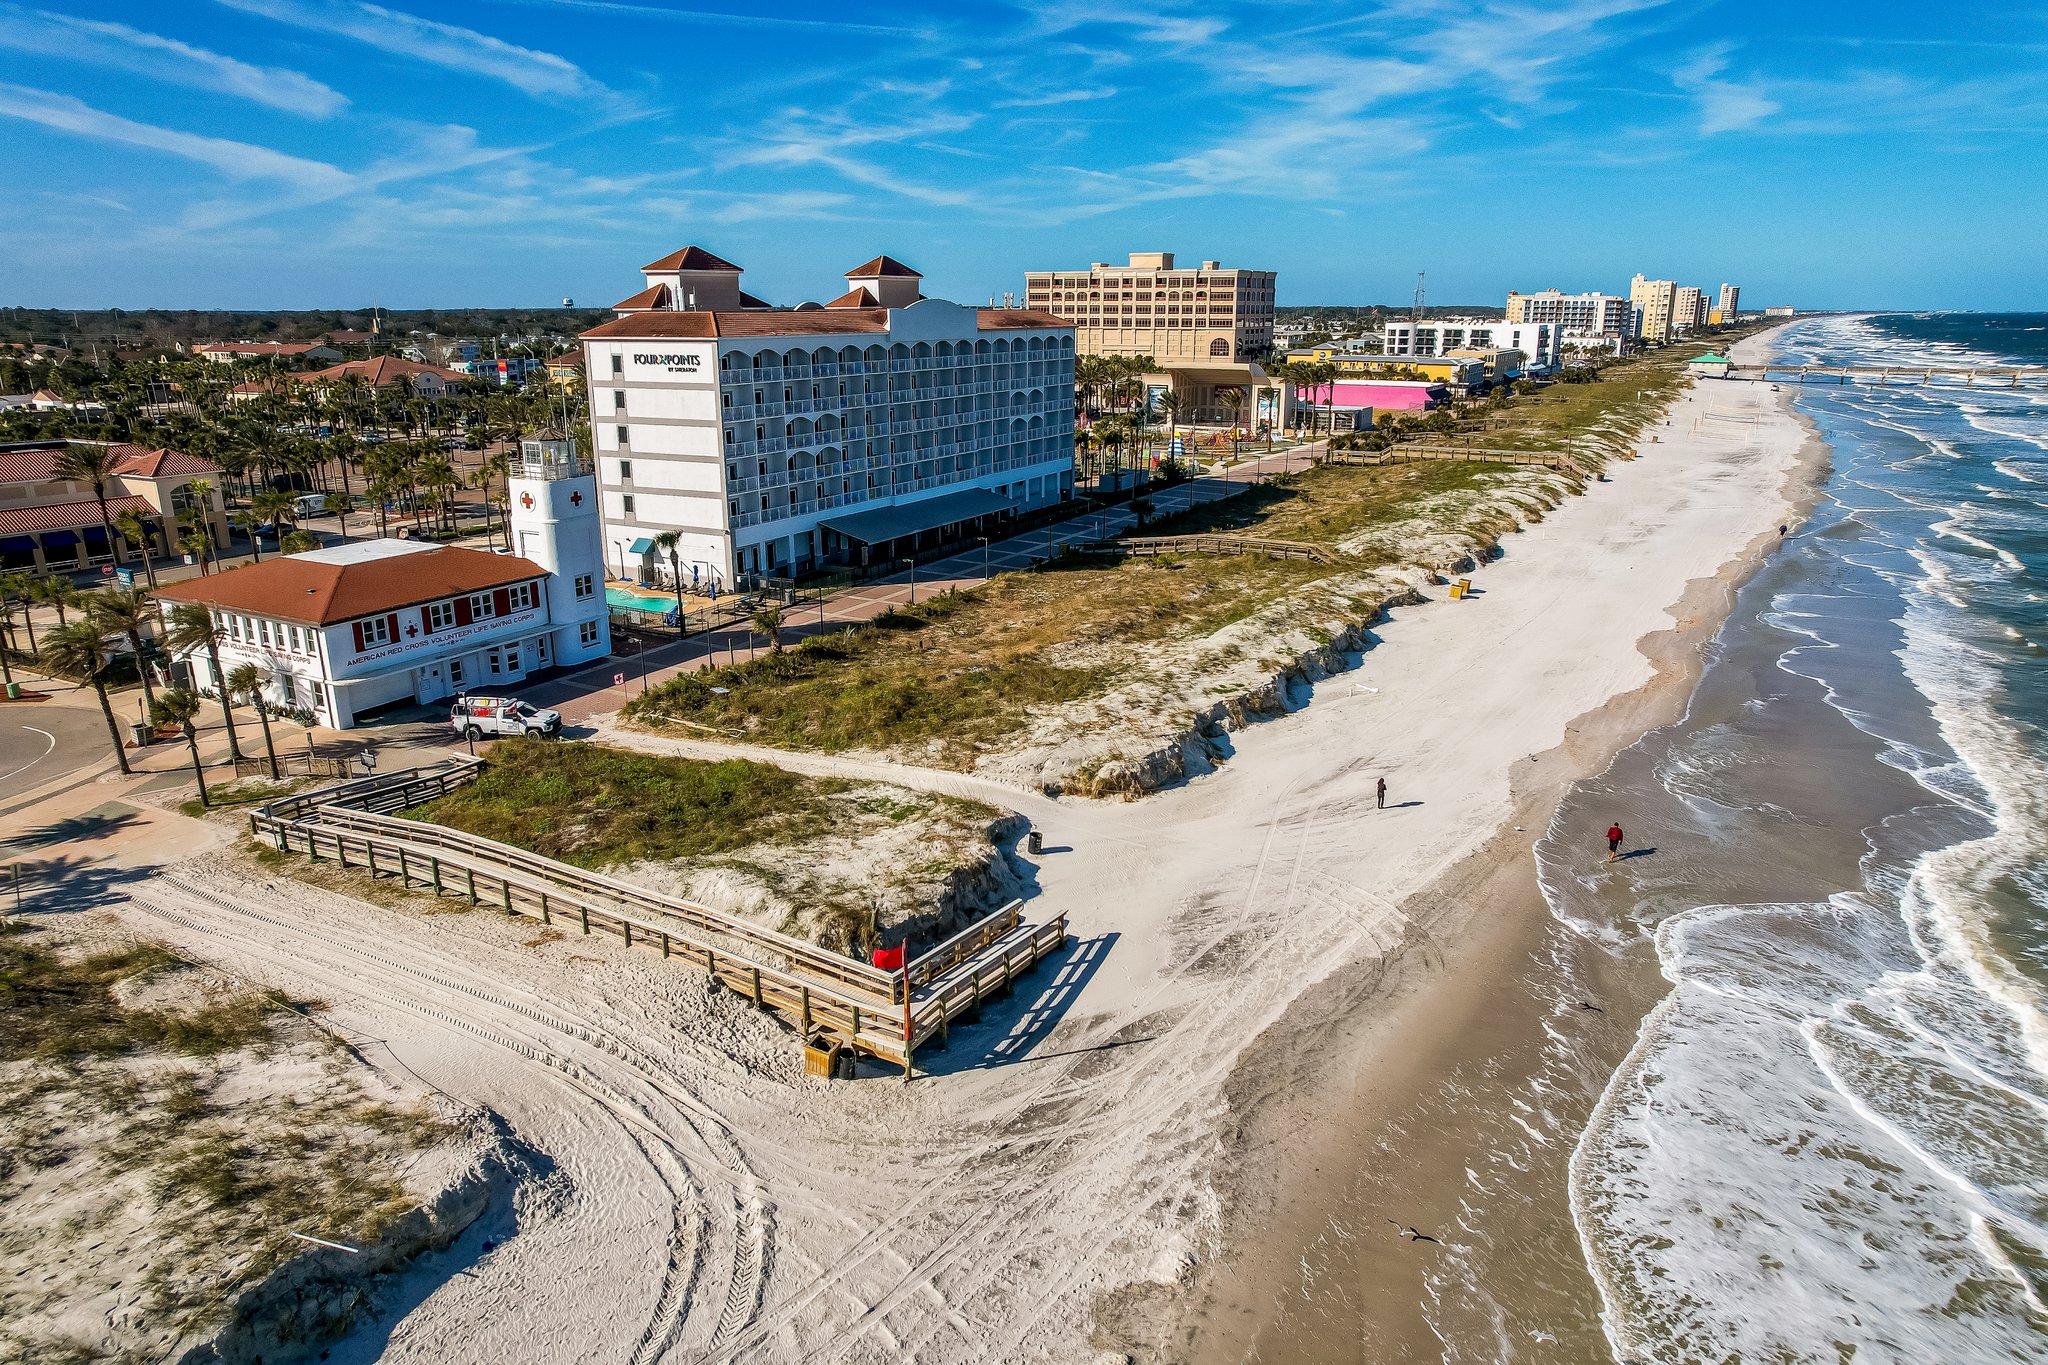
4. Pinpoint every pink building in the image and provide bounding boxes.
[1300,379,1446,413]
